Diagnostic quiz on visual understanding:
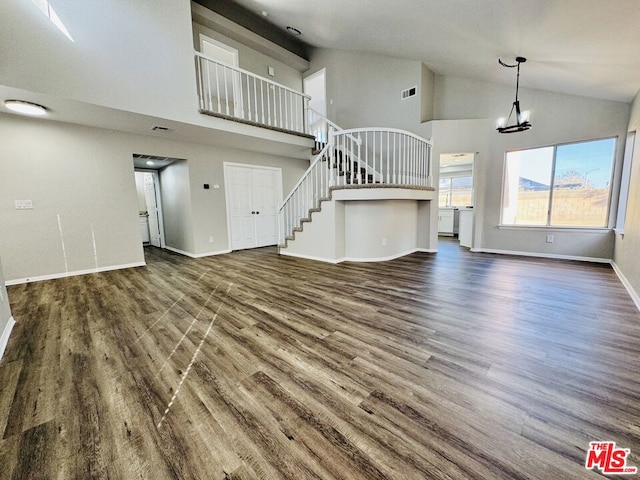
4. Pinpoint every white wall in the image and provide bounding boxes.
[0,113,309,282]
[614,90,640,296]
[421,63,435,123]
[344,200,418,260]
[427,119,490,250]
[0,114,145,282]
[1,0,199,125]
[283,201,345,263]
[308,49,426,133]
